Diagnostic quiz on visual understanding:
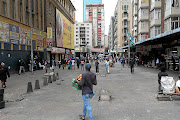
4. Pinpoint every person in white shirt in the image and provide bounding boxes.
[71,59,75,70]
